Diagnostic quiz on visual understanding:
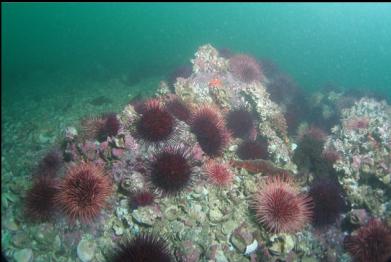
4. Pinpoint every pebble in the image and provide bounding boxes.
[269,234,295,256]
[244,240,258,256]
[113,221,124,236]
[208,208,224,222]
[12,232,29,247]
[77,238,96,262]
[132,207,158,226]
[222,220,236,235]
[13,248,33,262]
[4,218,18,231]
[215,249,228,262]
[164,206,181,221]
